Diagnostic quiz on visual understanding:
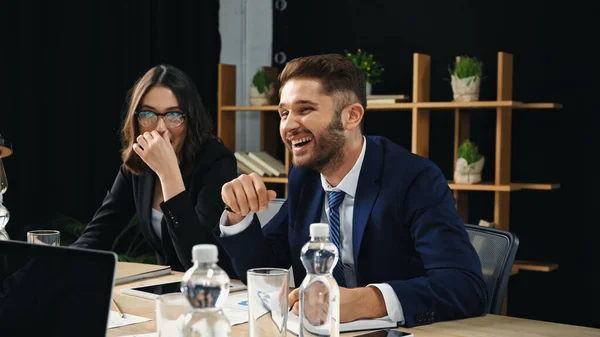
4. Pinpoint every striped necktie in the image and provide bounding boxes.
[327,190,347,287]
